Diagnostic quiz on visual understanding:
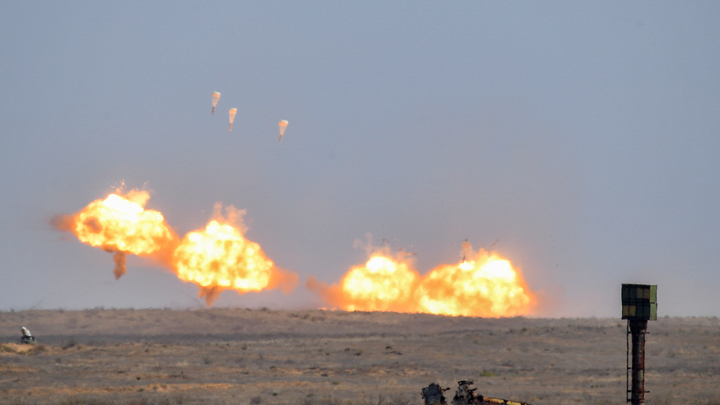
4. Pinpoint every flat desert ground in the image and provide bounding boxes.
[0,309,718,405]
